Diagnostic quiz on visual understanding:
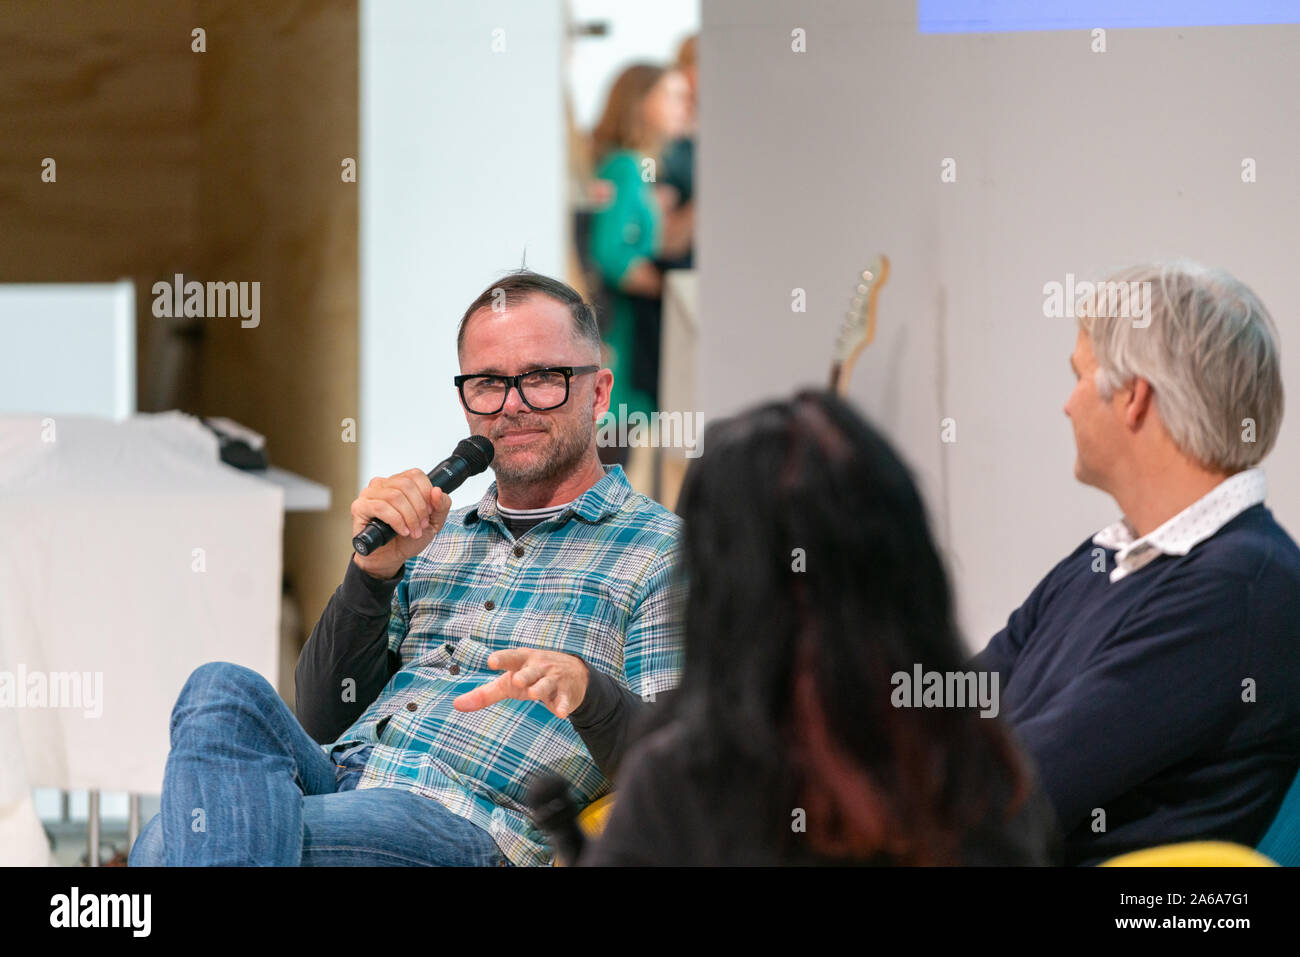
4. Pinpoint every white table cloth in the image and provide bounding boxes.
[0,412,283,811]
